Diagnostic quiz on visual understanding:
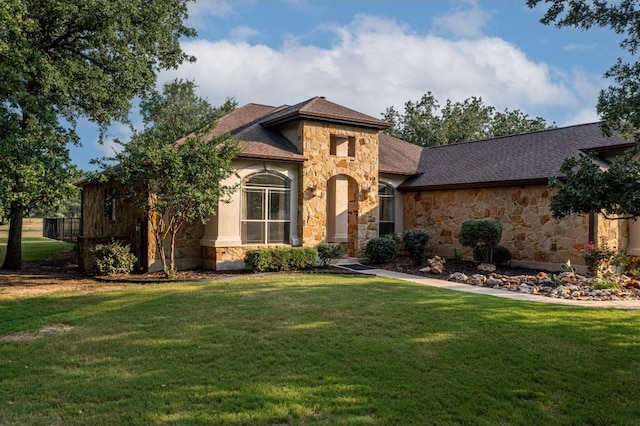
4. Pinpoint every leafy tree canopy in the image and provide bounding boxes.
[383,93,553,147]
[97,80,240,277]
[0,0,195,269]
[549,147,640,219]
[527,0,640,137]
[528,1,640,220]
